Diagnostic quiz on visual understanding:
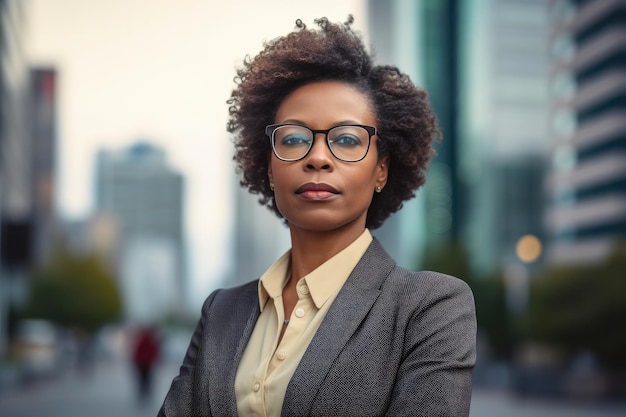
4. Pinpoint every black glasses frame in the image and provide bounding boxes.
[265,123,378,162]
